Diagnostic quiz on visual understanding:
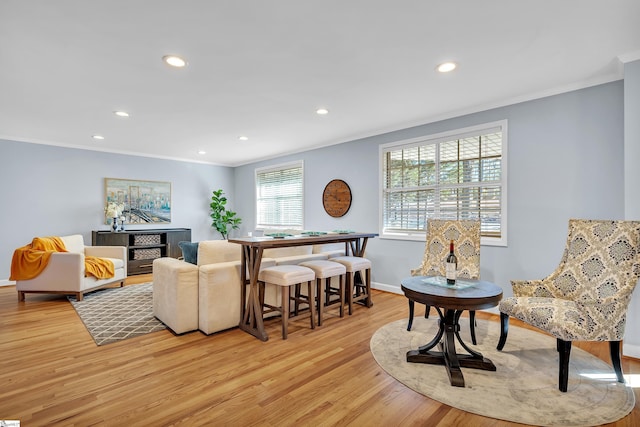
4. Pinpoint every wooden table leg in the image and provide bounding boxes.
[406,308,496,387]
[239,246,268,341]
